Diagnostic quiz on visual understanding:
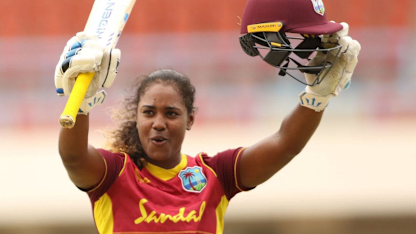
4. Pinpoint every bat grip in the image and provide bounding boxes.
[59,72,95,128]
